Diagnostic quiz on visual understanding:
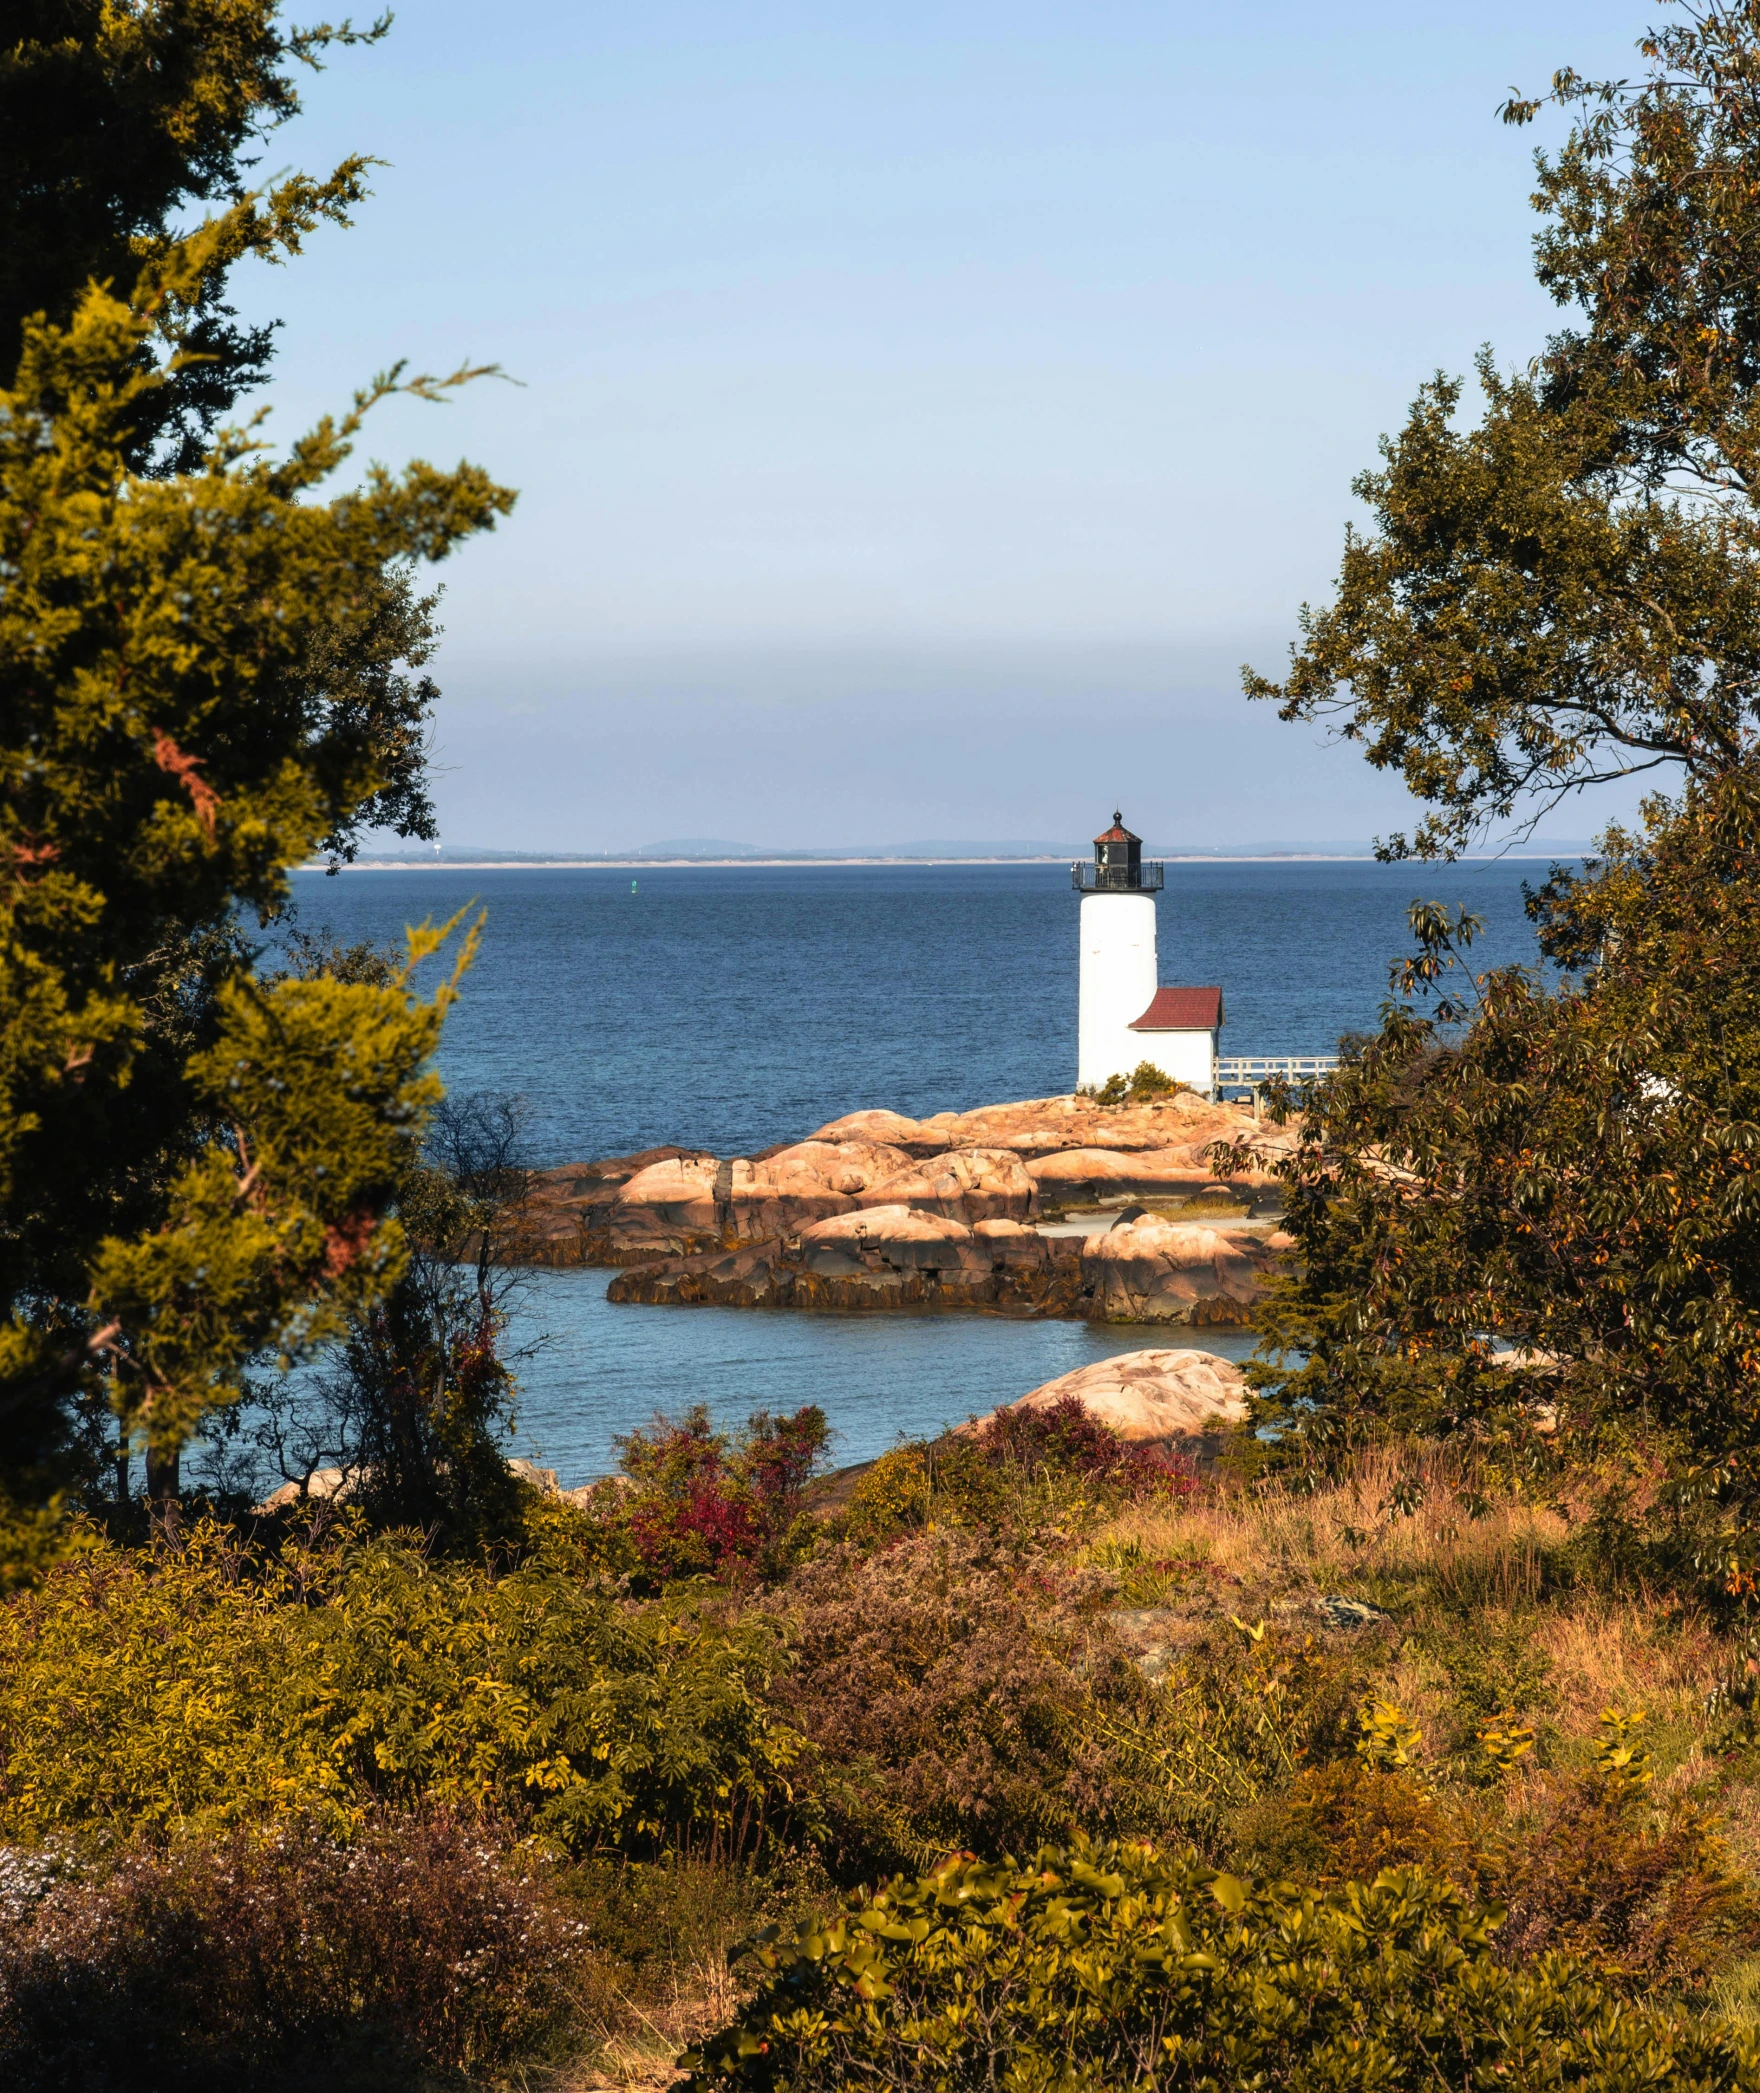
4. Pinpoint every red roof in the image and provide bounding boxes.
[1130,986,1224,1032]
[1094,811,1139,844]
